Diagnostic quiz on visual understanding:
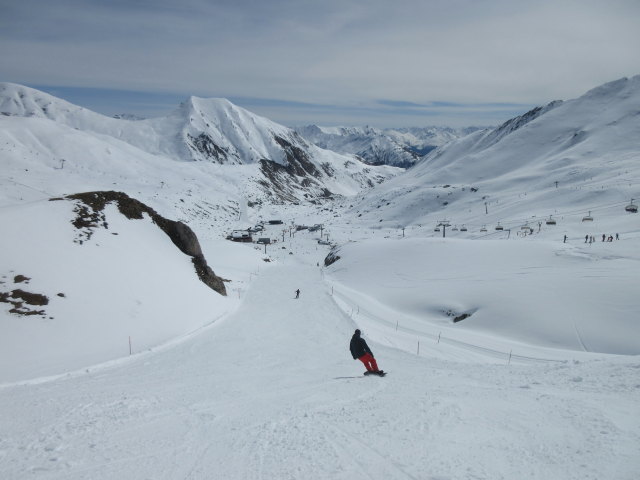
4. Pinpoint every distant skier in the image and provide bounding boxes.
[563,235,567,243]
[295,289,300,299]
[350,329,383,375]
